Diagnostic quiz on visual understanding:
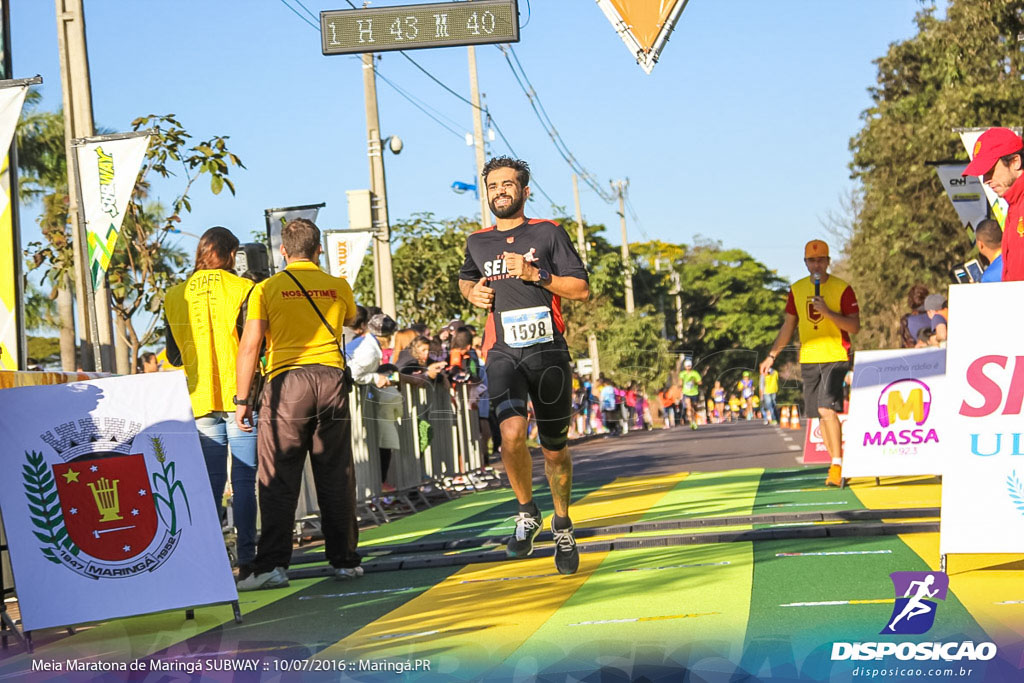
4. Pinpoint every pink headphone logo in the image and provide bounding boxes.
[877,379,932,428]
